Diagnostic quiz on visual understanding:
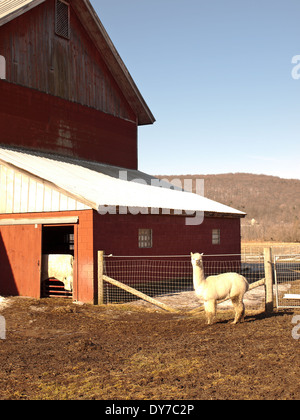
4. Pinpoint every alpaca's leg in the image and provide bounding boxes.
[239,300,246,322]
[204,300,216,325]
[231,297,239,324]
[231,296,245,324]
